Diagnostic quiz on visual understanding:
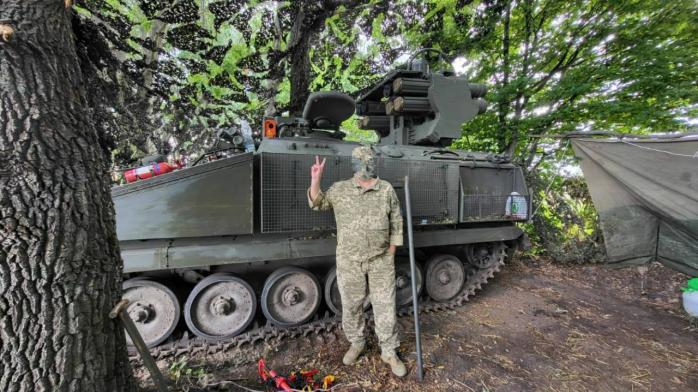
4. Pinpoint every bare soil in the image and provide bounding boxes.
[135,259,698,391]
